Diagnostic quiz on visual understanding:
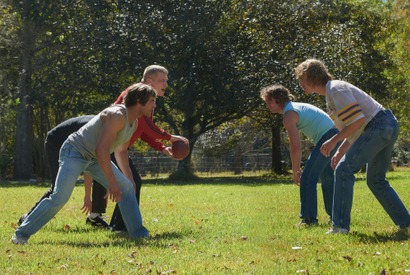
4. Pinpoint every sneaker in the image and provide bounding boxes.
[11,234,28,245]
[86,215,109,229]
[392,226,410,240]
[17,213,28,226]
[398,225,410,231]
[326,227,349,234]
[298,219,318,227]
